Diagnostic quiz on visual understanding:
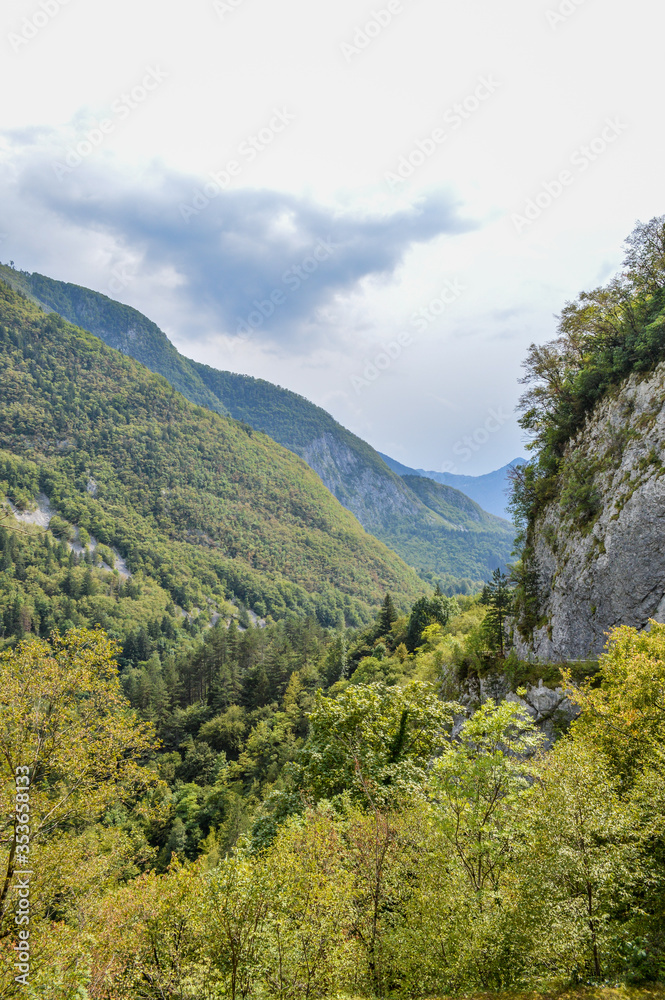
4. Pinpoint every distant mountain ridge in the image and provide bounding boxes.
[378,453,526,519]
[0,263,515,591]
